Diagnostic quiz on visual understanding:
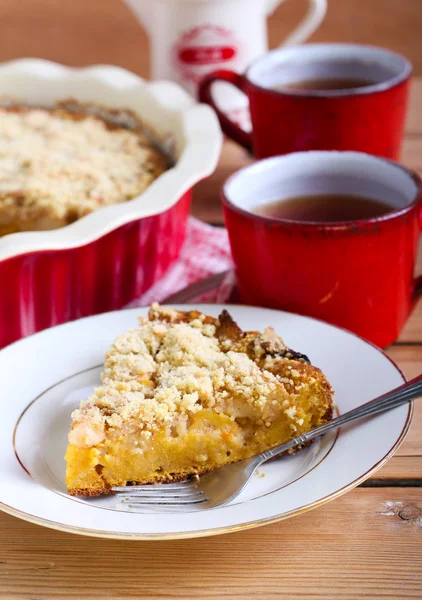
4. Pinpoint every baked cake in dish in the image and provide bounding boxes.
[65,304,334,496]
[0,104,167,235]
